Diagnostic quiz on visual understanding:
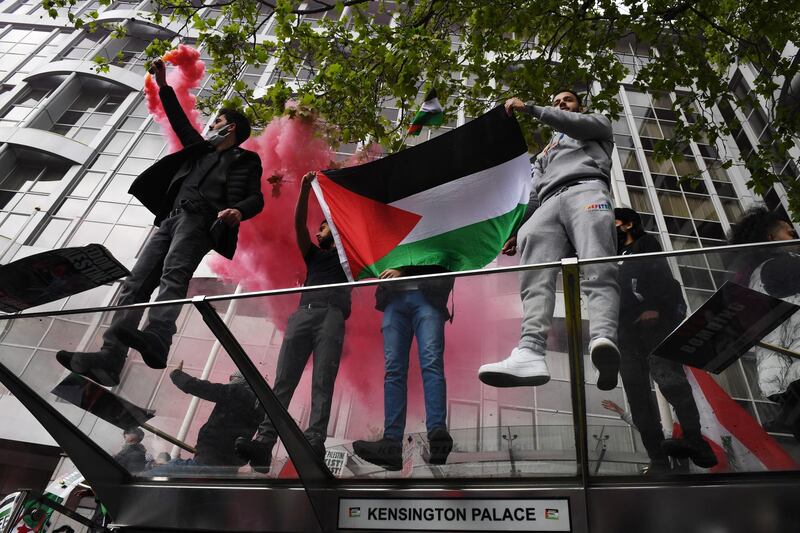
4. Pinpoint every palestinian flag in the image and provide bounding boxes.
[407,89,444,136]
[312,105,531,280]
[672,367,797,472]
